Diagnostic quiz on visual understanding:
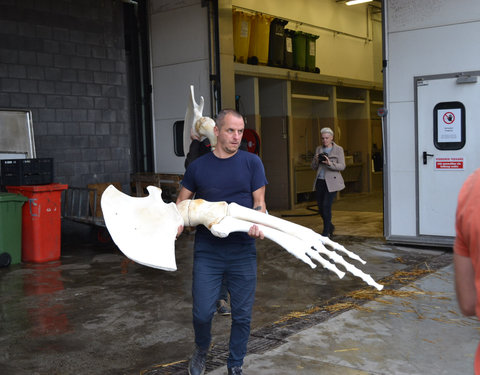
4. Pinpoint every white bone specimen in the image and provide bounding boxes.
[194,117,216,150]
[183,85,217,153]
[177,199,228,228]
[101,185,182,271]
[101,185,383,290]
